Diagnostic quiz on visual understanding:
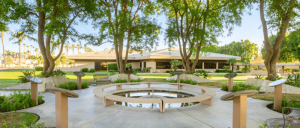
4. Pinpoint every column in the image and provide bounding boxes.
[282,66,285,74]
[216,62,218,69]
[31,83,38,106]
[274,84,283,111]
[202,62,204,70]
